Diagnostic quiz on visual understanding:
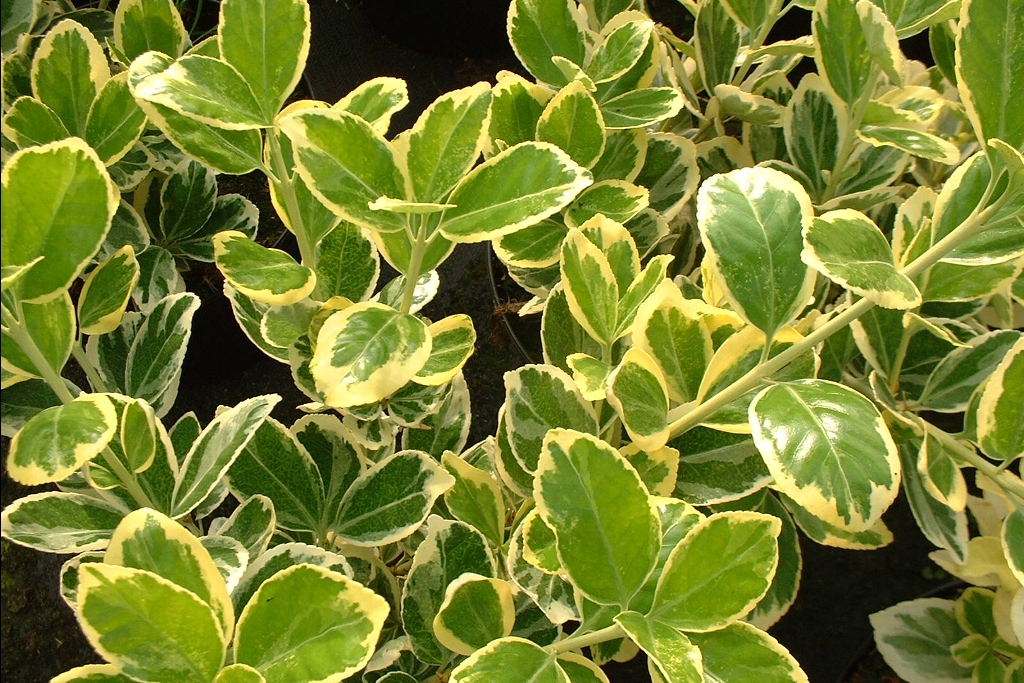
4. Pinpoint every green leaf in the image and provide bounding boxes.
[153,158,217,244]
[751,379,900,532]
[439,142,593,243]
[696,0,741,91]
[872,0,960,37]
[814,0,873,106]
[613,612,703,683]
[213,230,315,306]
[333,76,409,134]
[280,109,407,232]
[1,0,39,56]
[170,395,279,517]
[137,94,263,174]
[651,511,780,631]
[230,542,352,616]
[310,302,431,408]
[130,53,269,129]
[632,280,712,403]
[0,491,126,553]
[588,18,653,83]
[858,1,903,85]
[542,286,607,373]
[214,665,266,683]
[870,598,972,683]
[441,452,505,548]
[77,564,226,683]
[607,348,670,451]
[802,208,922,309]
[488,72,549,152]
[858,125,959,164]
[402,517,496,664]
[784,74,846,201]
[559,228,619,344]
[79,246,139,335]
[1002,508,1024,585]
[214,494,275,560]
[226,417,324,533]
[977,337,1024,460]
[105,508,233,640]
[433,574,516,655]
[535,429,659,607]
[600,88,685,129]
[85,73,147,165]
[503,365,598,476]
[566,353,611,401]
[564,180,649,228]
[7,394,117,485]
[314,223,379,301]
[918,330,1021,413]
[671,427,771,505]
[414,315,476,386]
[235,564,389,683]
[721,0,784,31]
[401,372,472,457]
[508,0,587,87]
[506,521,579,625]
[407,82,492,202]
[634,133,700,219]
[0,378,64,438]
[50,664,141,682]
[114,0,188,62]
[450,637,567,683]
[890,415,968,563]
[687,621,809,683]
[536,81,606,168]
[218,0,310,121]
[124,292,200,407]
[2,139,117,302]
[333,450,454,546]
[31,19,109,136]
[2,96,71,149]
[956,0,1024,150]
[697,166,815,337]
[2,292,75,378]
[522,509,562,573]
